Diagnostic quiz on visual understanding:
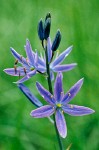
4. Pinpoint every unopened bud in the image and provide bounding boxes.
[38,19,44,41]
[44,18,51,40]
[45,12,51,21]
[52,30,61,51]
